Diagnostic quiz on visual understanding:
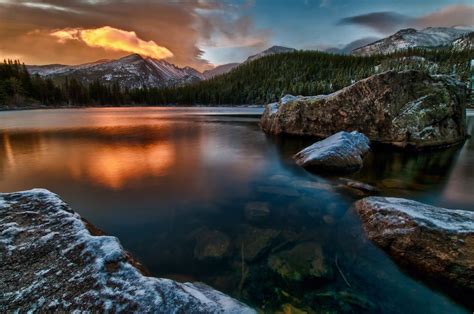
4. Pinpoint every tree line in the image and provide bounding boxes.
[1,46,472,109]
